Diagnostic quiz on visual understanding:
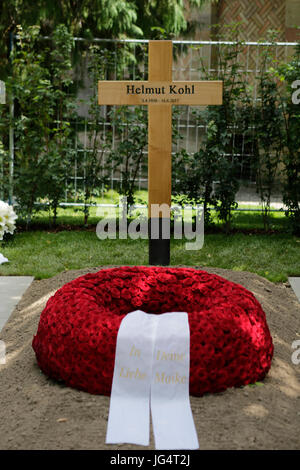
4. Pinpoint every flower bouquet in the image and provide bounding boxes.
[0,201,17,240]
[0,201,17,264]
